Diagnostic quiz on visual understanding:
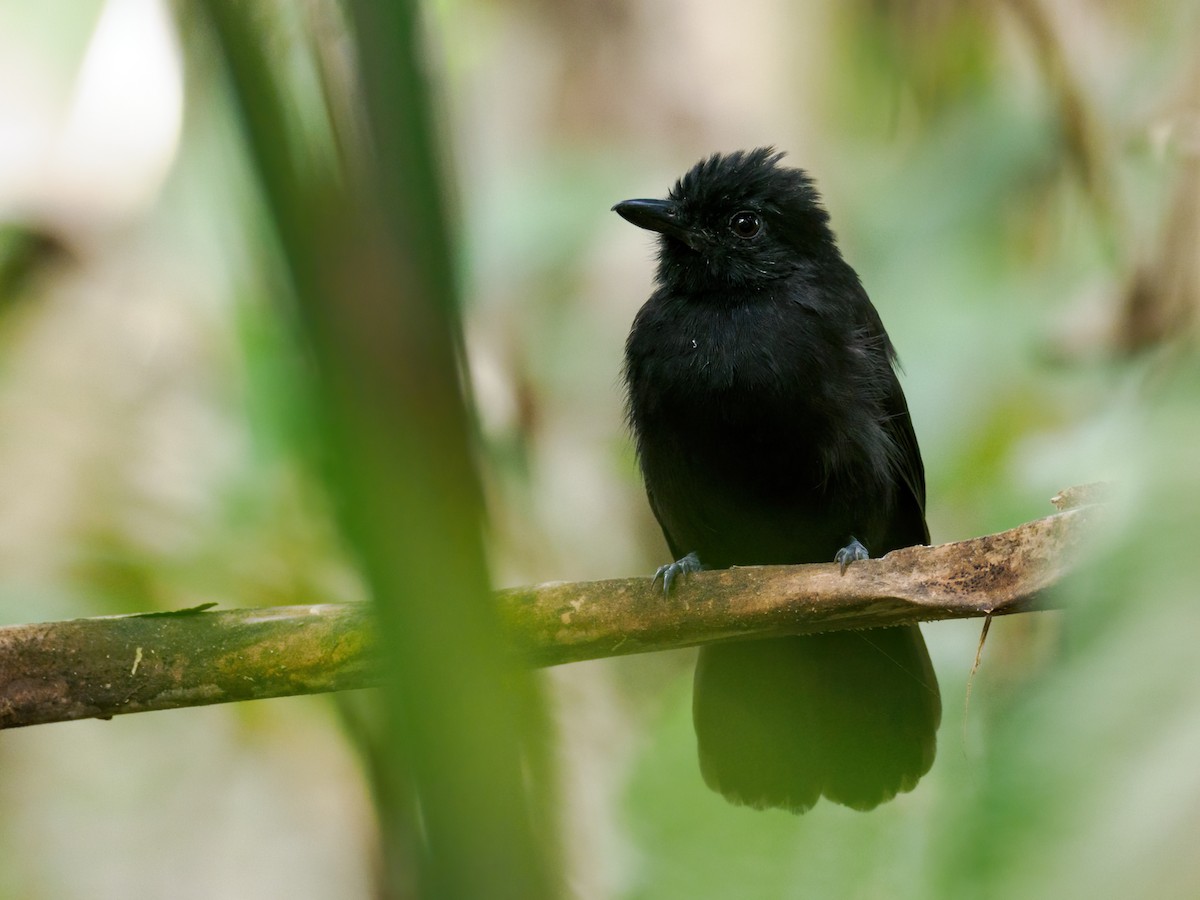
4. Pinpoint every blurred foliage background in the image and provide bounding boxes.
[1,0,1198,897]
